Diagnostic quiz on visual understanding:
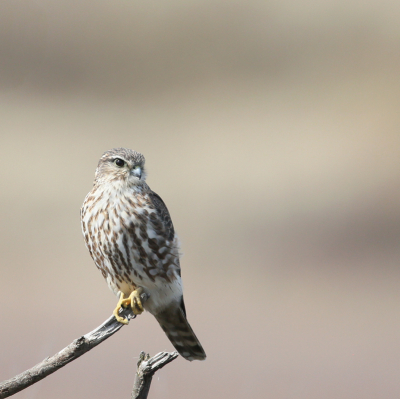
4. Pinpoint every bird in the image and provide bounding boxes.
[80,148,206,361]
